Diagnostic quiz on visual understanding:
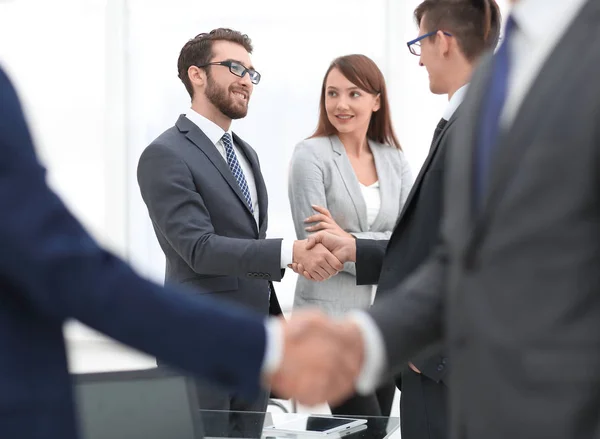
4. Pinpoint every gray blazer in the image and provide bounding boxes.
[289,135,412,316]
[367,1,600,437]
